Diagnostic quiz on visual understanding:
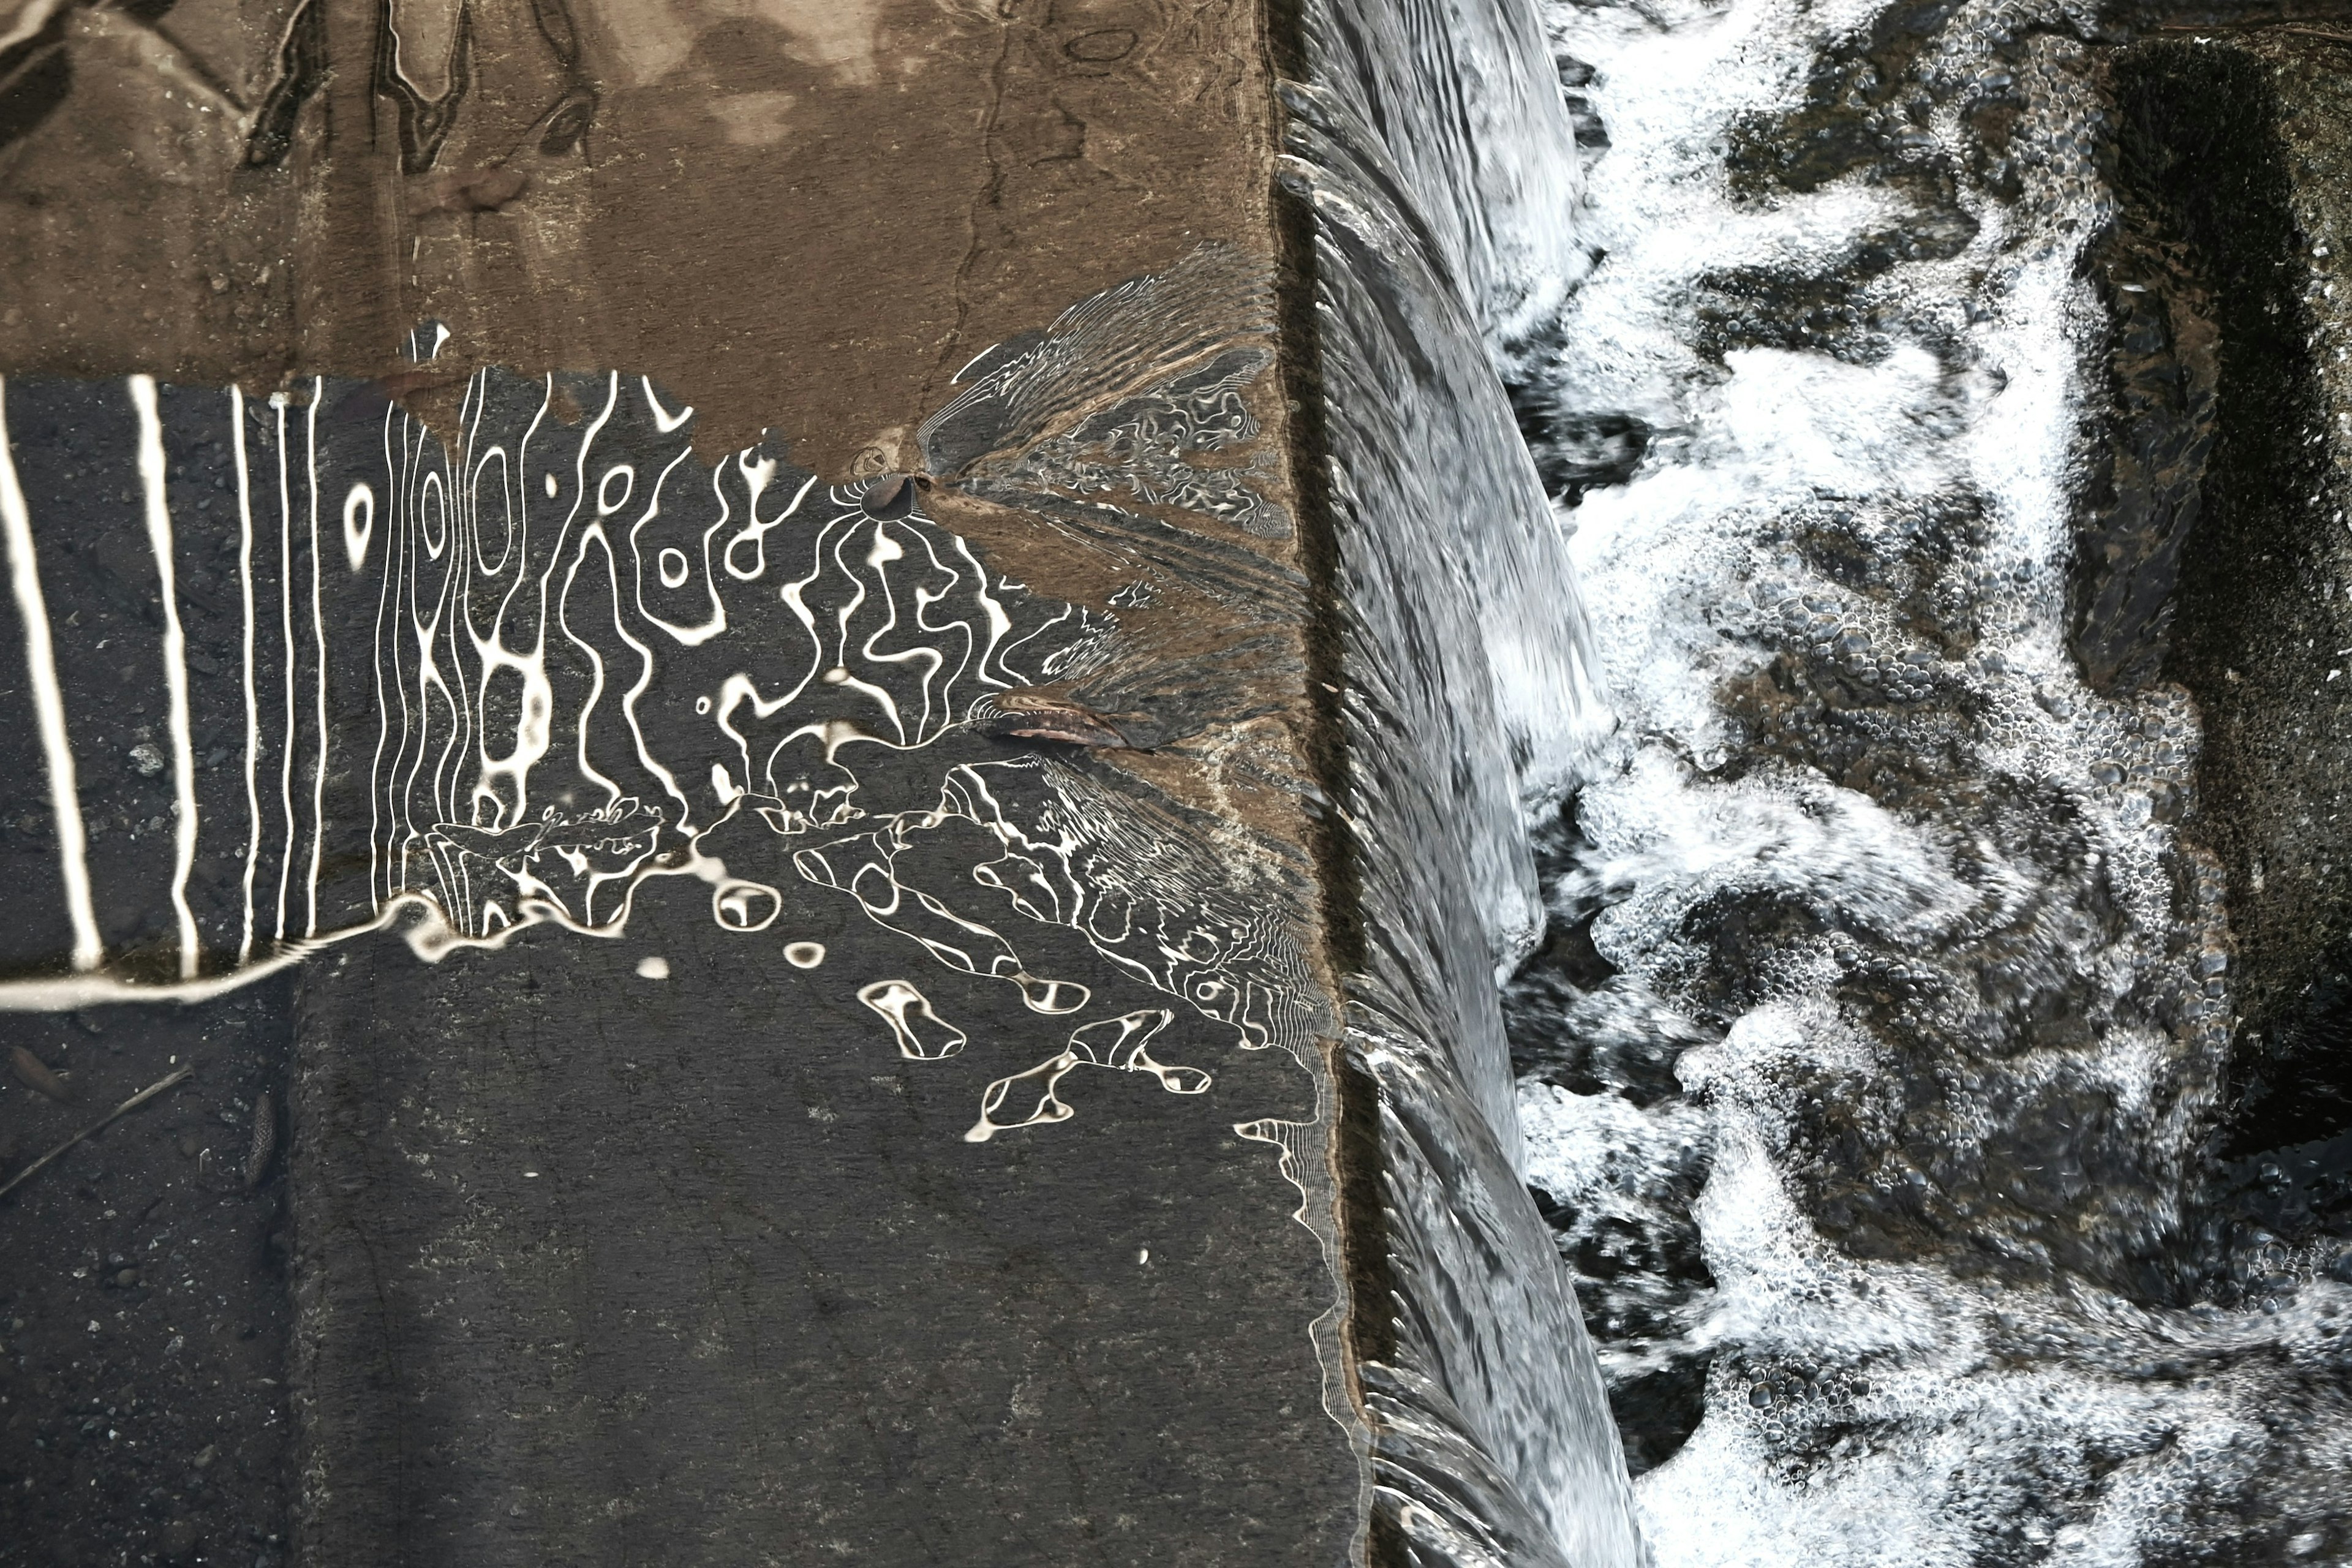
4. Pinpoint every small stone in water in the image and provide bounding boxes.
[861,473,917,519]
[10,1045,72,1102]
